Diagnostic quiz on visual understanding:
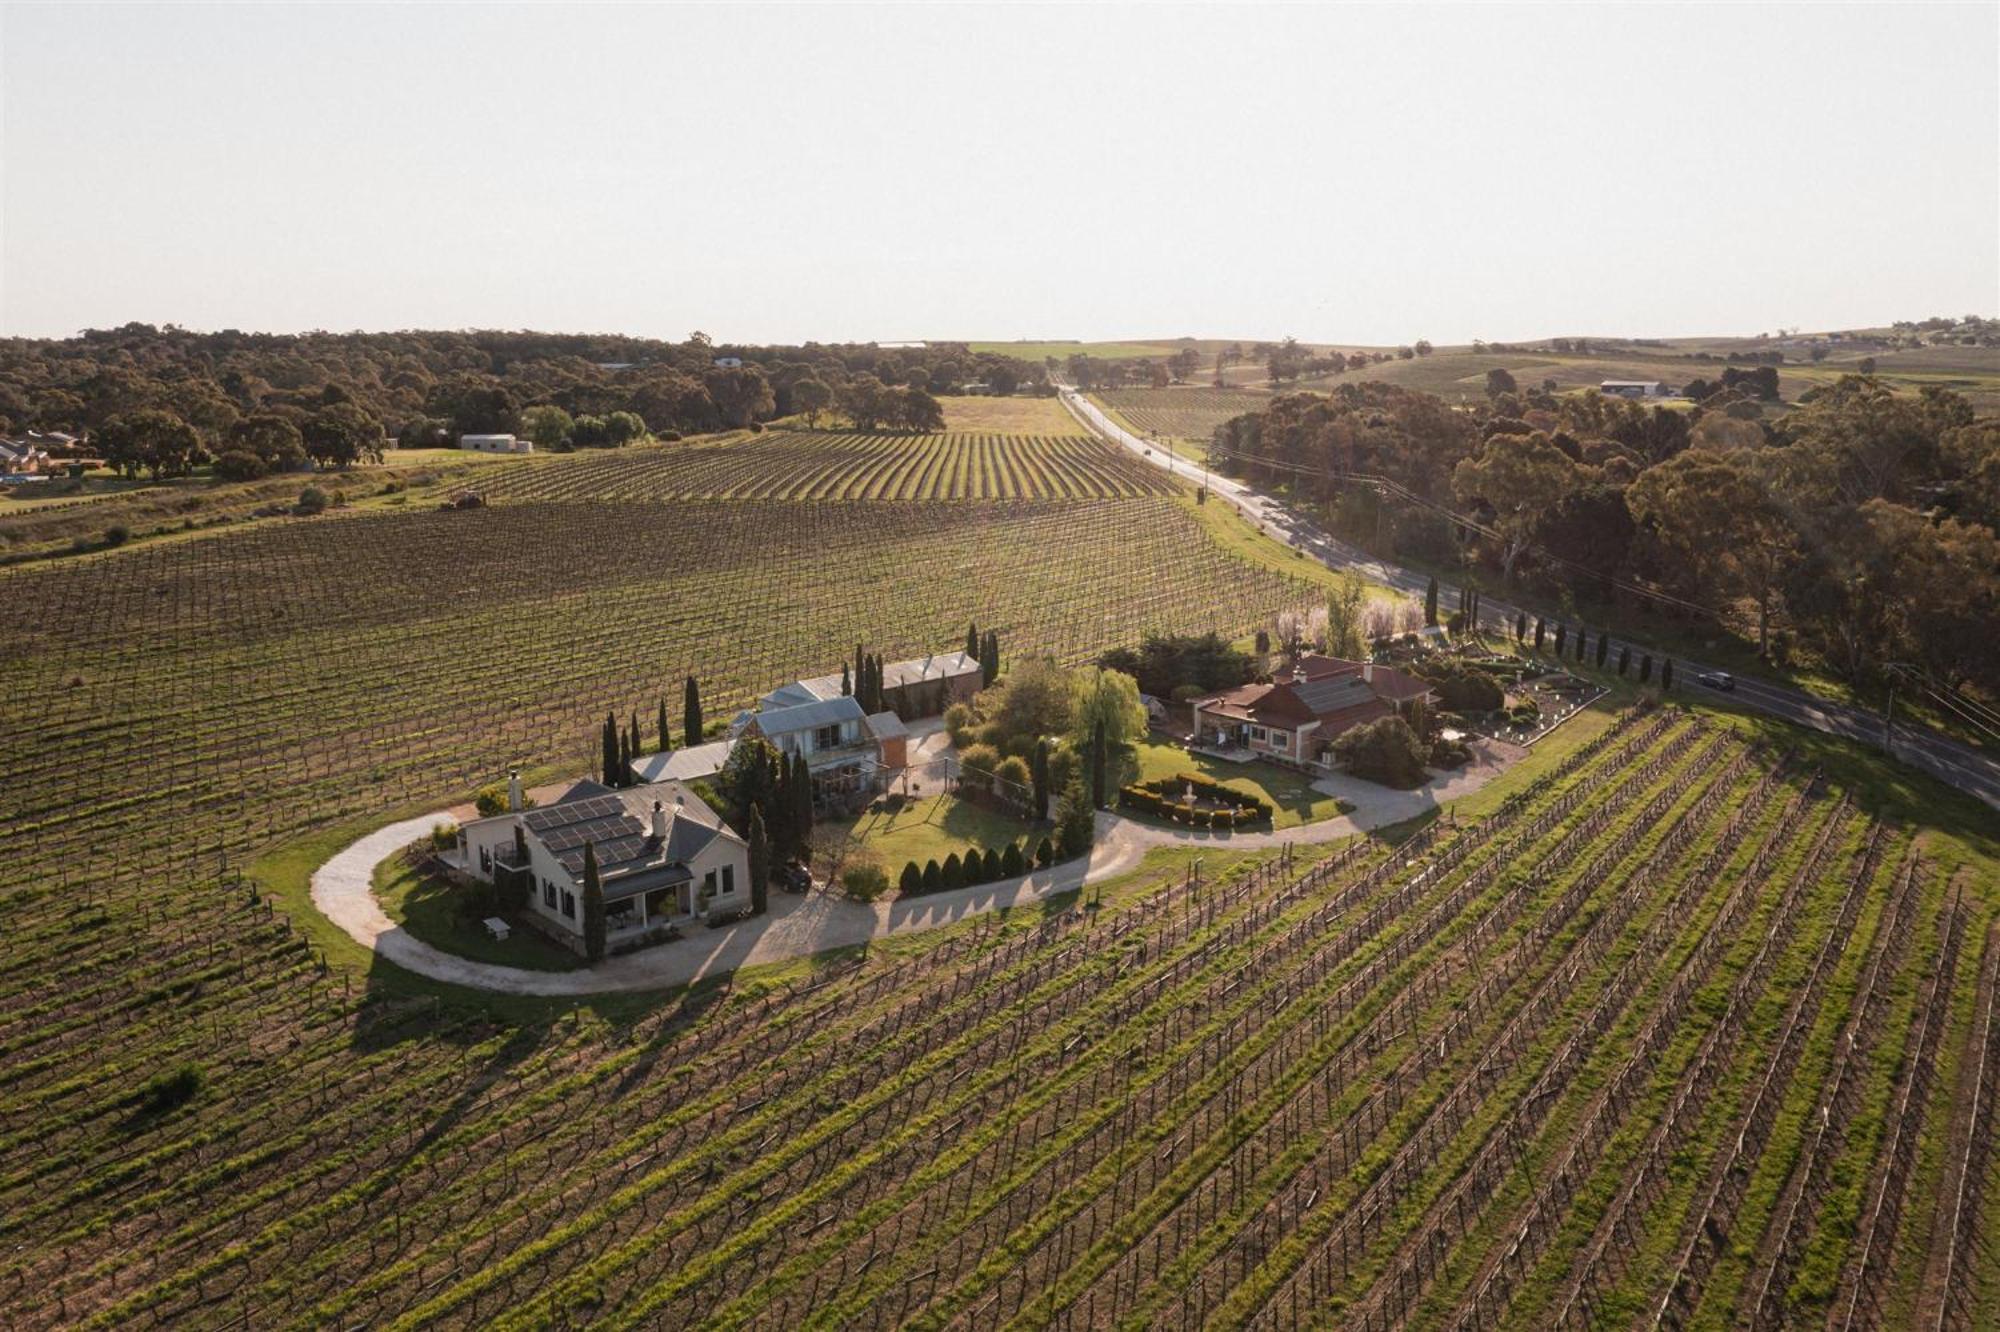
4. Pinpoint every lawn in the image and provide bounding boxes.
[373,853,585,972]
[1129,736,1350,830]
[939,394,1082,434]
[1176,492,1402,606]
[838,792,1042,874]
